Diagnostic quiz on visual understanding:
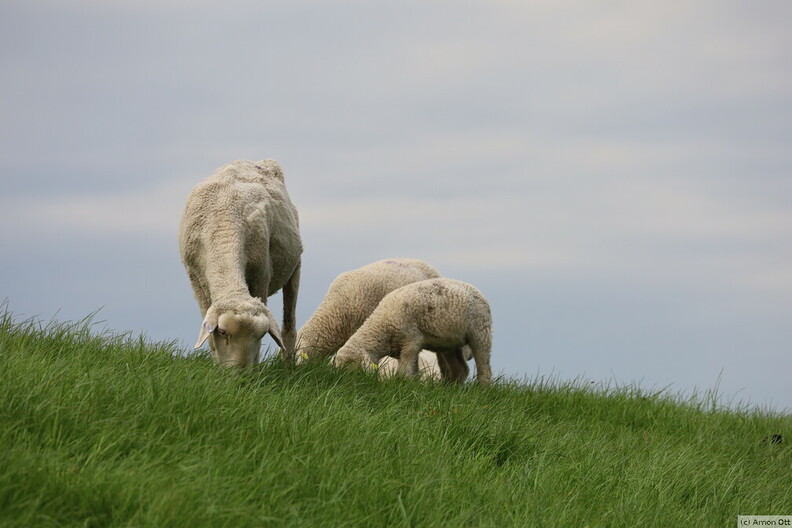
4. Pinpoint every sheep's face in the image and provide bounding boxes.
[332,346,372,370]
[194,305,284,368]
